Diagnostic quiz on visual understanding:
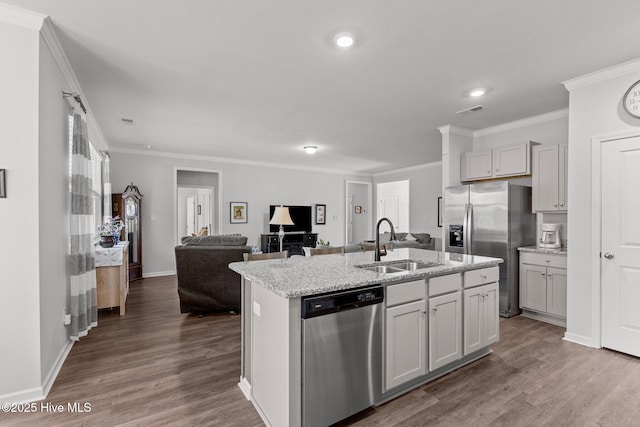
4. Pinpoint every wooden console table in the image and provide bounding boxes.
[95,242,129,315]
